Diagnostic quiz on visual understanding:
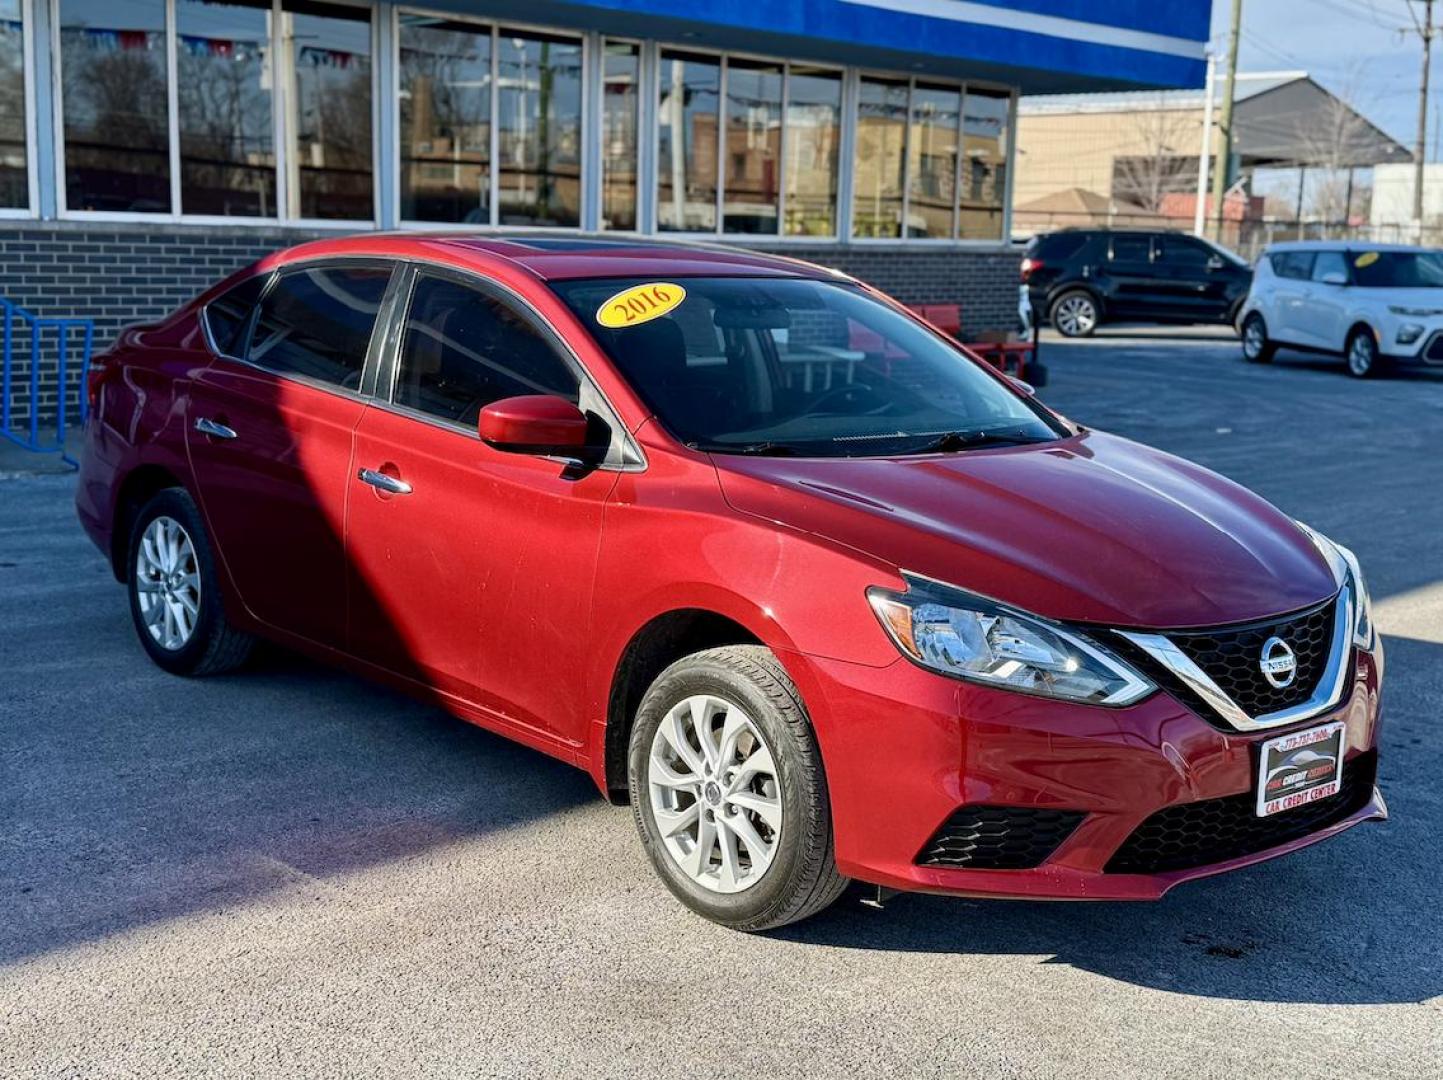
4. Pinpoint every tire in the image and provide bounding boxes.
[1050,290,1099,338]
[628,645,848,931]
[1345,326,1381,379]
[1241,312,1275,364]
[126,487,255,676]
